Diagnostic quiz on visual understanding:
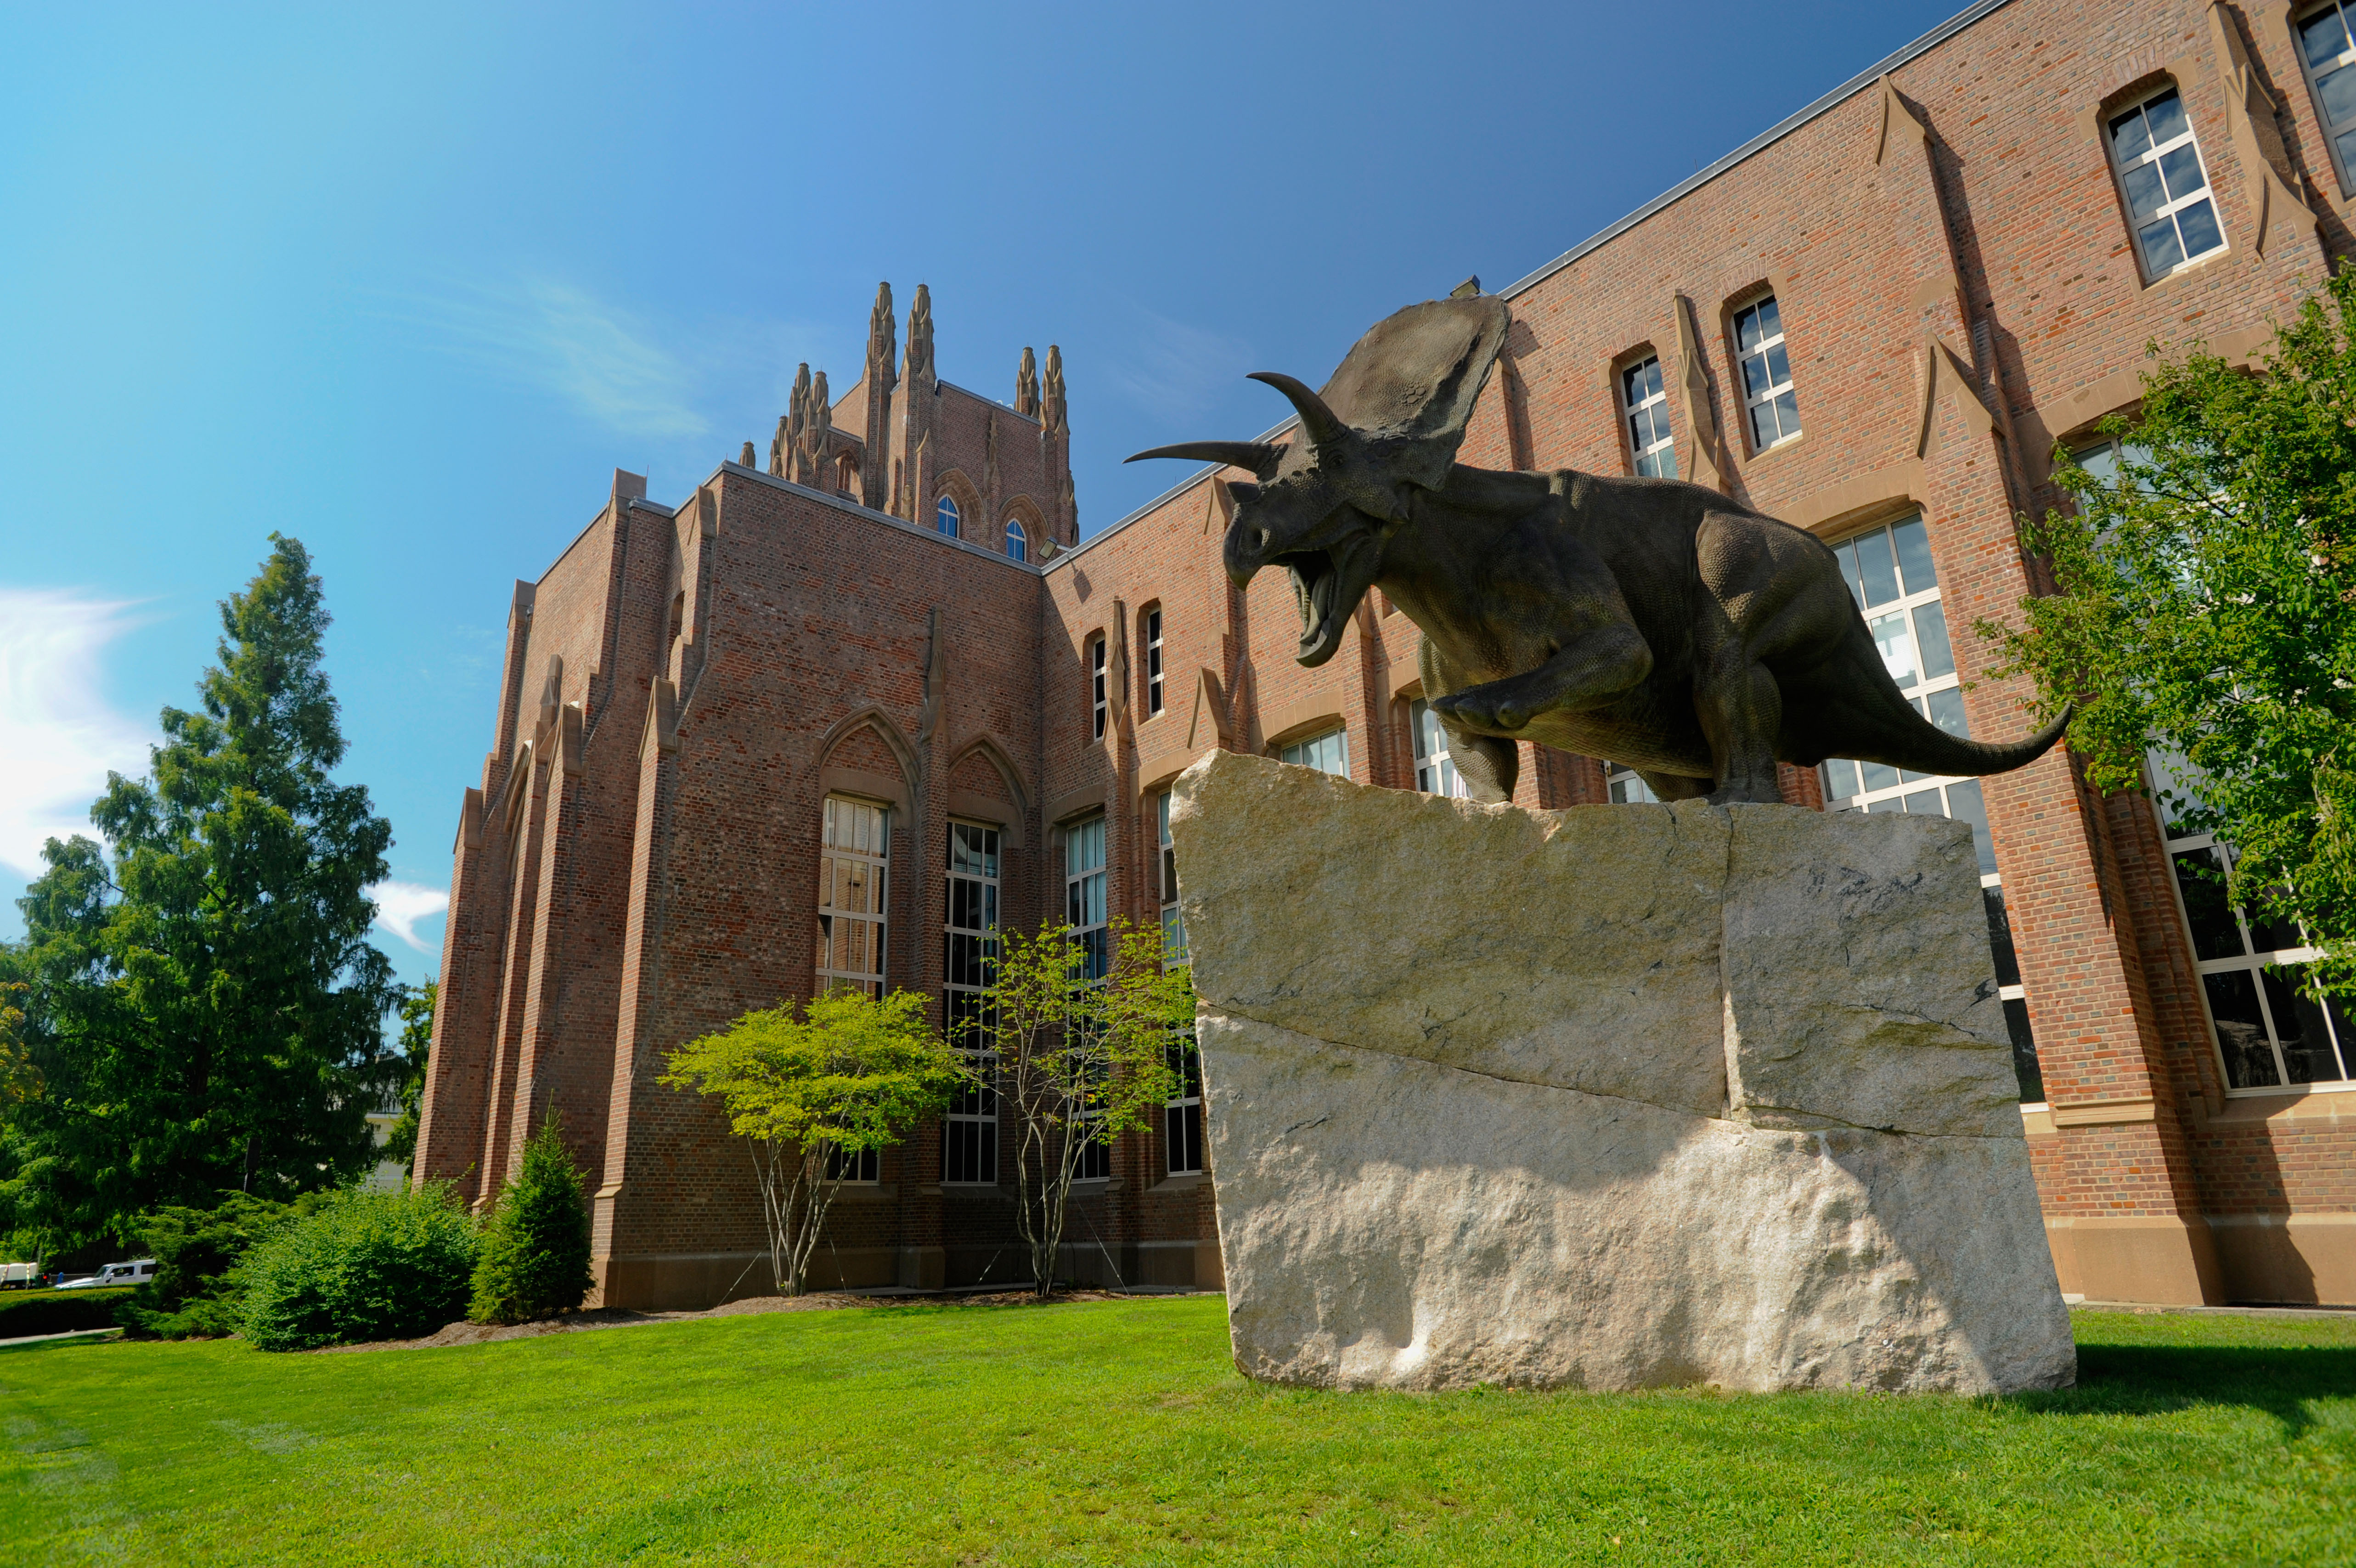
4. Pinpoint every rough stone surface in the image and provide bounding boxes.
[1170,750,2075,1393]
